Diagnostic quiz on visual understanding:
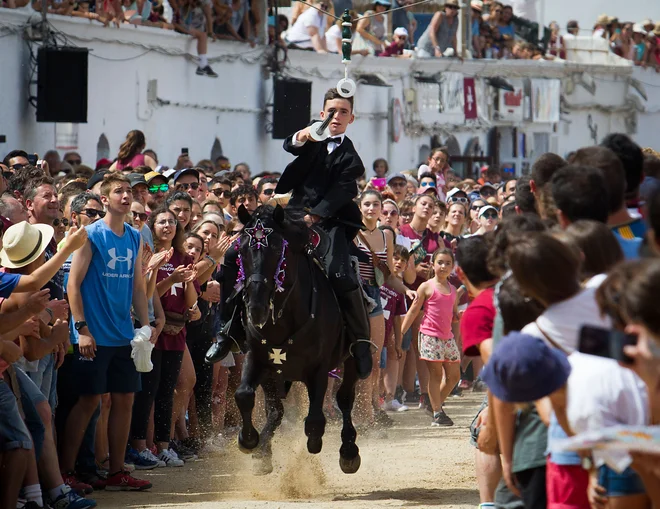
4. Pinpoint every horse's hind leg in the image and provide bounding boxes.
[235,351,261,452]
[337,360,361,474]
[252,378,284,475]
[304,370,328,454]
